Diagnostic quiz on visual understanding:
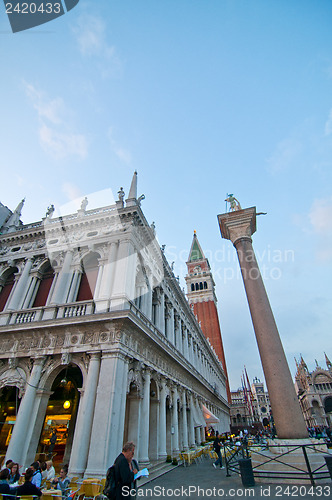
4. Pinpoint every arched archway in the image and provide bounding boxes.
[38,365,83,465]
[0,386,21,454]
